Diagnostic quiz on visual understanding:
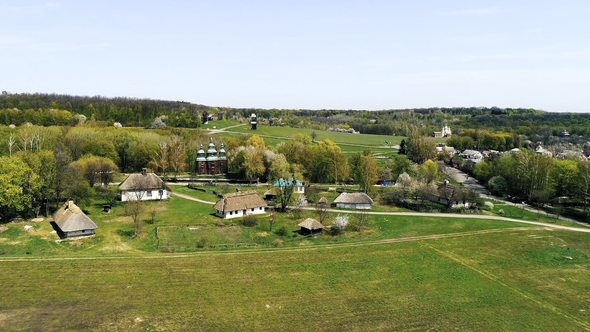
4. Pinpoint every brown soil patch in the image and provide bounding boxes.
[70,240,83,247]
[0,226,8,233]
[257,232,269,237]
